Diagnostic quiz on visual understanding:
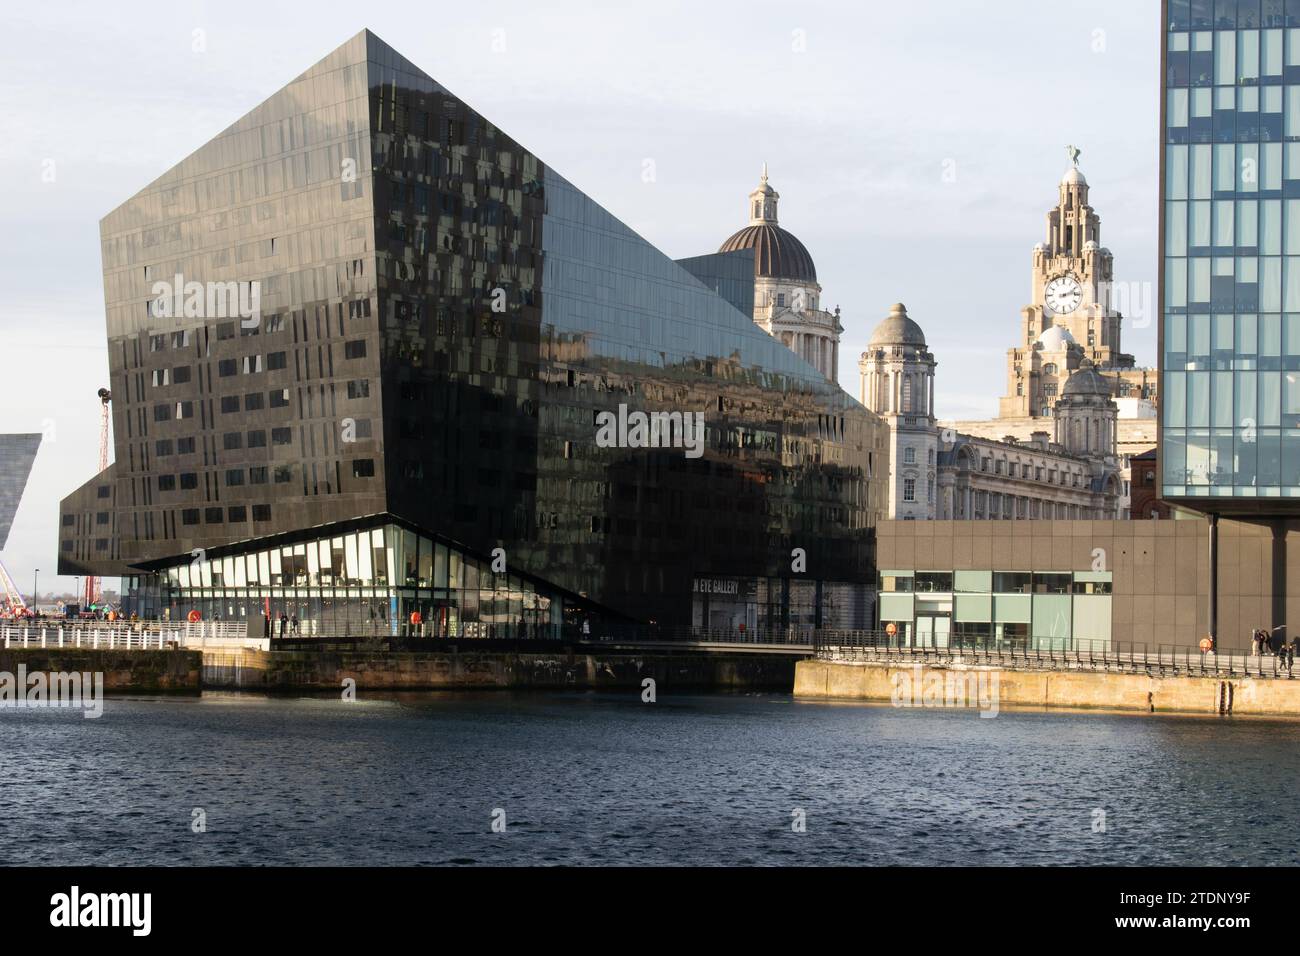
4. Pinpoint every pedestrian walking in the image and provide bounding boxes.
[278,612,287,637]
[290,613,299,635]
